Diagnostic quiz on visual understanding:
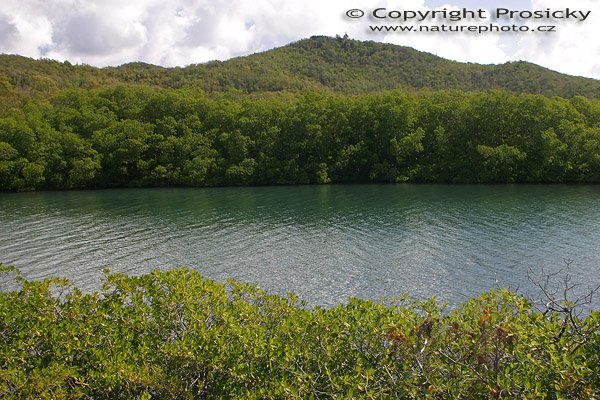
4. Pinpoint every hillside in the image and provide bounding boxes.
[1,35,600,98]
